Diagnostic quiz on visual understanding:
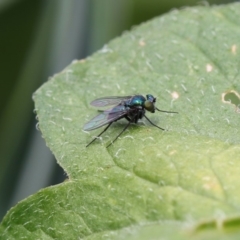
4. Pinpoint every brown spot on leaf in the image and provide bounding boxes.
[222,90,240,113]
[206,64,213,72]
[231,44,237,55]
